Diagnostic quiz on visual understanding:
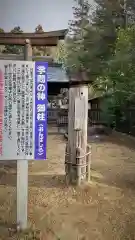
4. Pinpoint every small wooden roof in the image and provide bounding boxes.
[67,69,90,86]
[48,65,69,83]
[0,29,67,46]
[88,86,103,101]
[47,63,69,95]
